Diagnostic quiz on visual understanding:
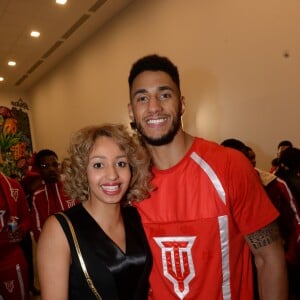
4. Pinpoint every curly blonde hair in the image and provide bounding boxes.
[62,124,153,204]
